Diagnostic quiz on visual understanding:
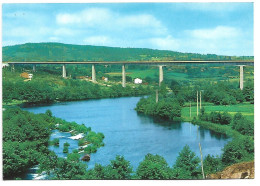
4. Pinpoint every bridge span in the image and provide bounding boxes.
[5,60,254,90]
